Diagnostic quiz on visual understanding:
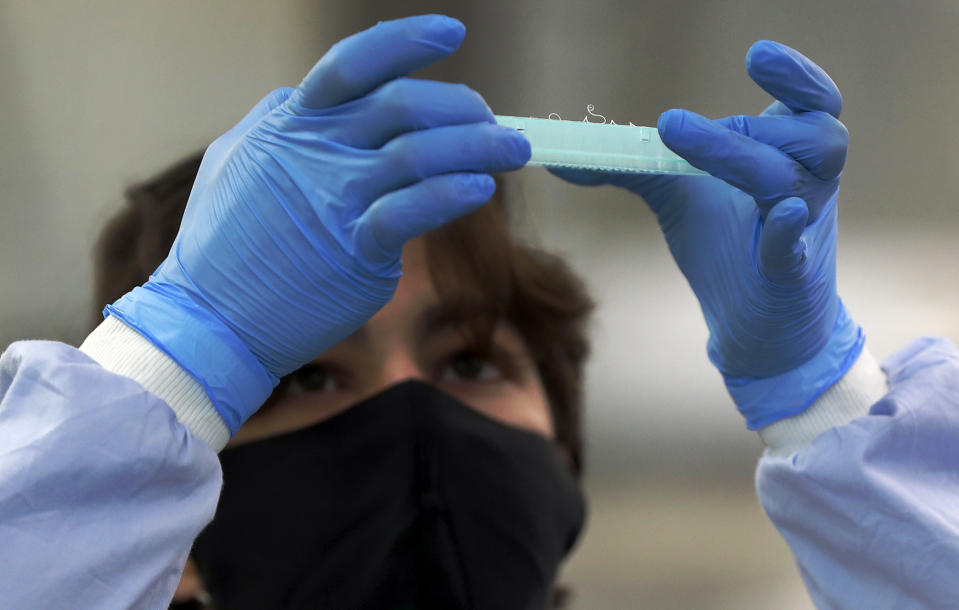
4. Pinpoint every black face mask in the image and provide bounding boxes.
[192,380,586,610]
